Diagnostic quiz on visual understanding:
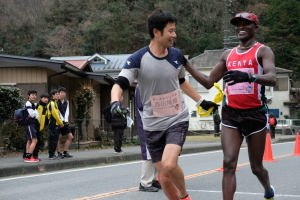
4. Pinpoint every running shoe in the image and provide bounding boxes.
[24,156,39,163]
[180,194,192,200]
[49,155,60,160]
[63,152,73,158]
[33,156,41,161]
[264,185,275,200]
[139,183,159,192]
[57,152,64,159]
[152,180,162,189]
